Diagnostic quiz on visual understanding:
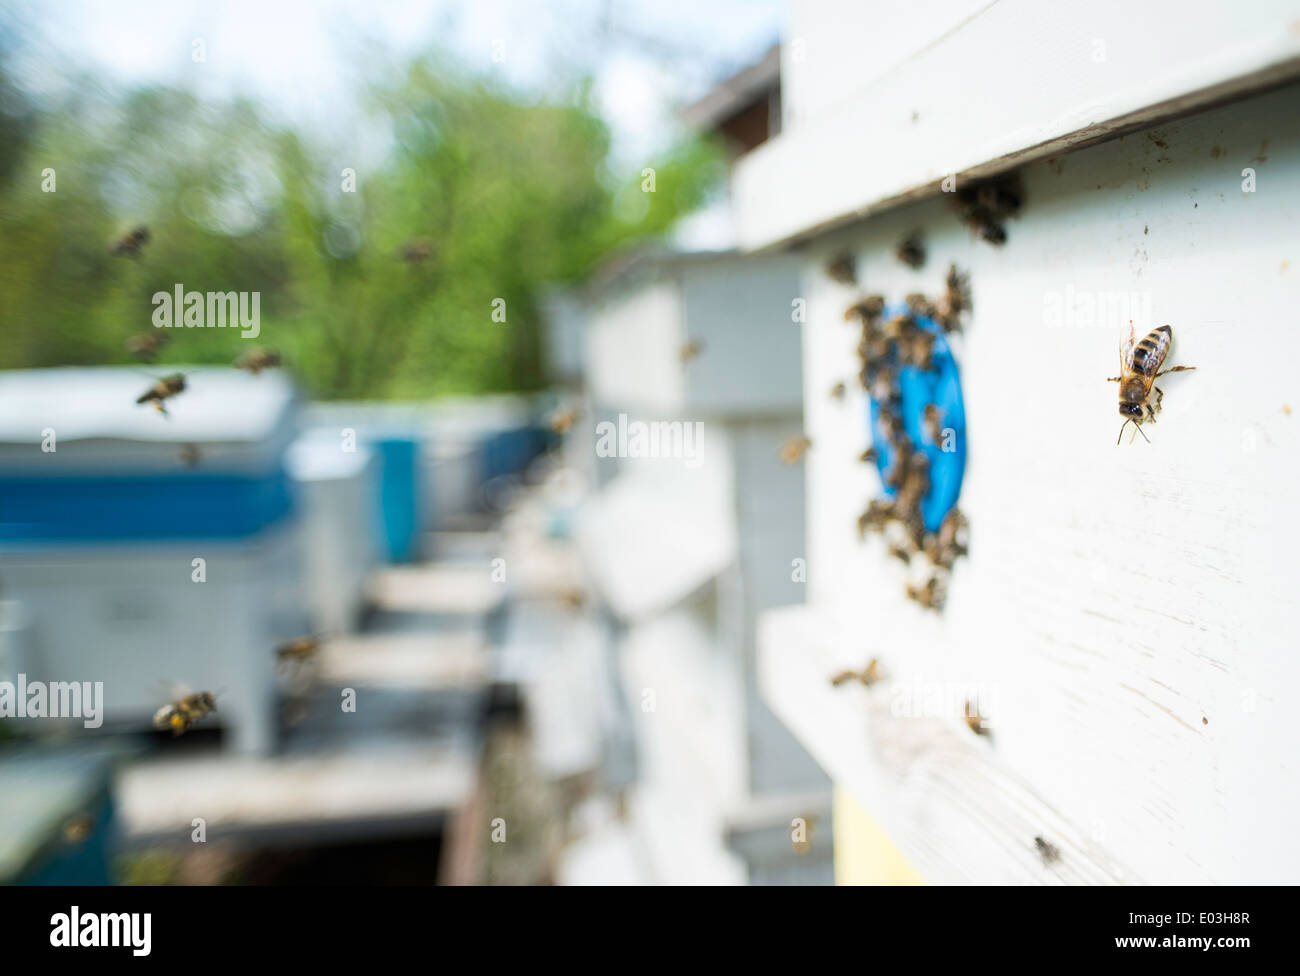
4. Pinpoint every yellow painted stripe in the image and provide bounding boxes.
[832,785,926,886]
